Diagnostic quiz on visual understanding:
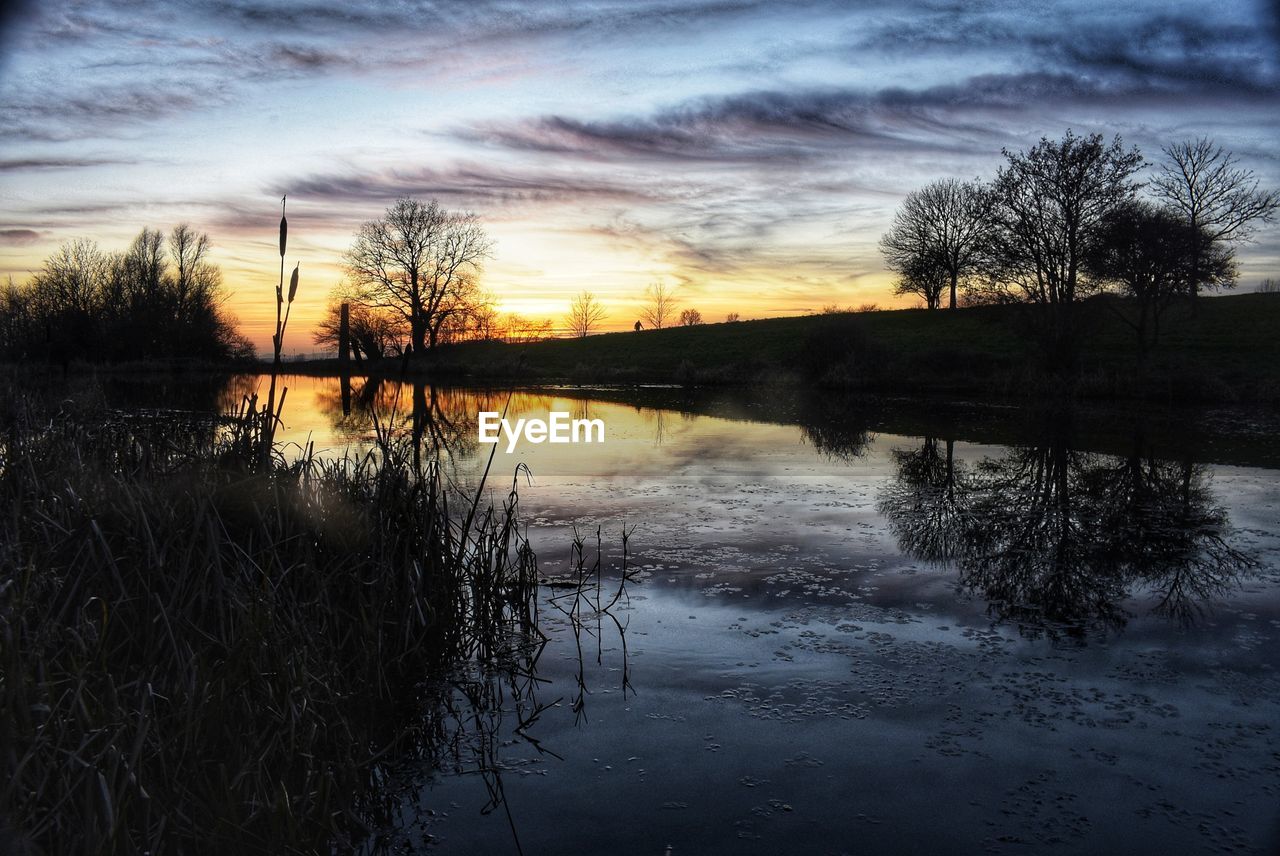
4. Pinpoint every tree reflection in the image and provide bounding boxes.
[313,378,484,465]
[878,431,1253,634]
[798,397,874,460]
[884,437,969,563]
